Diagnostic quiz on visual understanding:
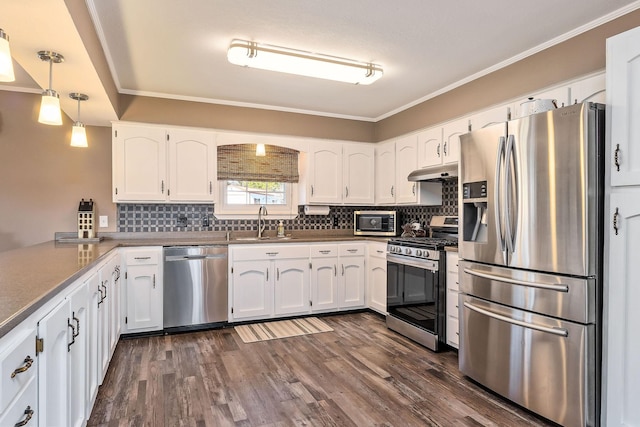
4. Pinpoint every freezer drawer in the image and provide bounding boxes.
[459,294,595,427]
[459,260,595,324]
